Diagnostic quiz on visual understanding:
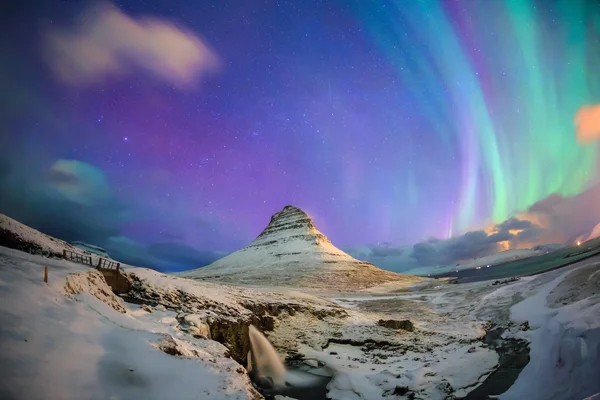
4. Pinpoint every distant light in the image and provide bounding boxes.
[487,265,490,268]
[577,241,581,246]
[124,137,128,141]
